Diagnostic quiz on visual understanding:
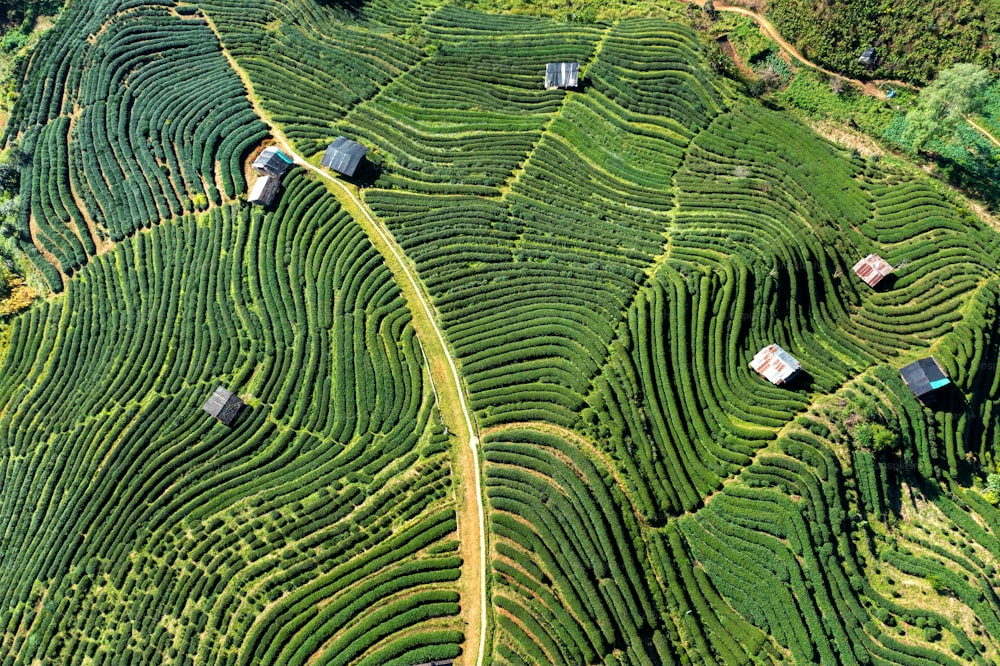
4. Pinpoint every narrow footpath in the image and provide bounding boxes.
[711,2,1000,148]
[204,17,487,666]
